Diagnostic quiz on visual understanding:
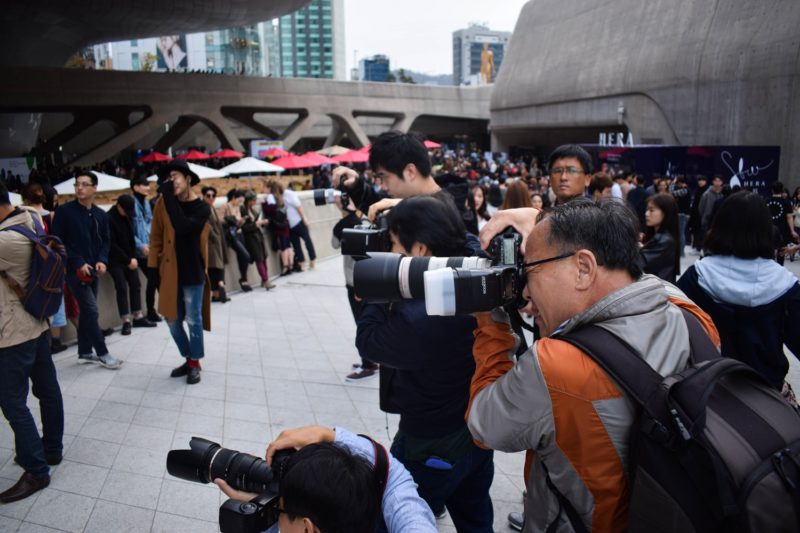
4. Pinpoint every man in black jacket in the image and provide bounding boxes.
[108,195,156,335]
